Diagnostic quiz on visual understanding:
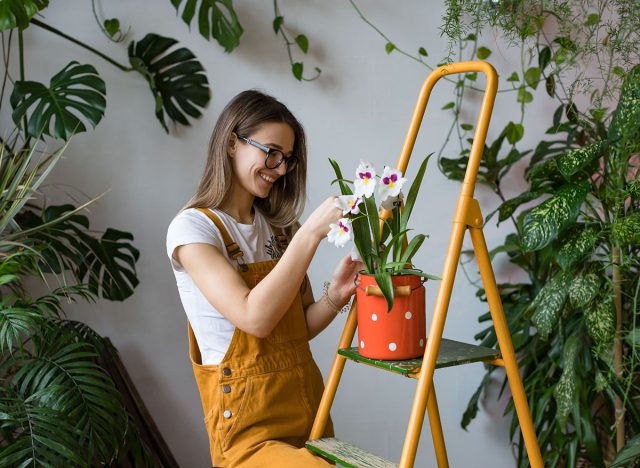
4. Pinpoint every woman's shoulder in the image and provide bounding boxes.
[167,208,223,245]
